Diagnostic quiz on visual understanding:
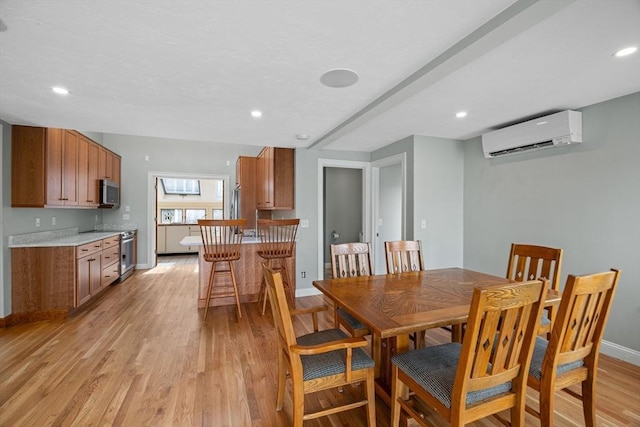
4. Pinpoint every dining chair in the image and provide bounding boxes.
[384,240,424,273]
[526,269,621,427]
[257,218,299,315]
[391,279,548,427]
[198,219,246,321]
[384,240,428,347]
[507,243,563,336]
[262,263,377,426]
[329,242,380,365]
